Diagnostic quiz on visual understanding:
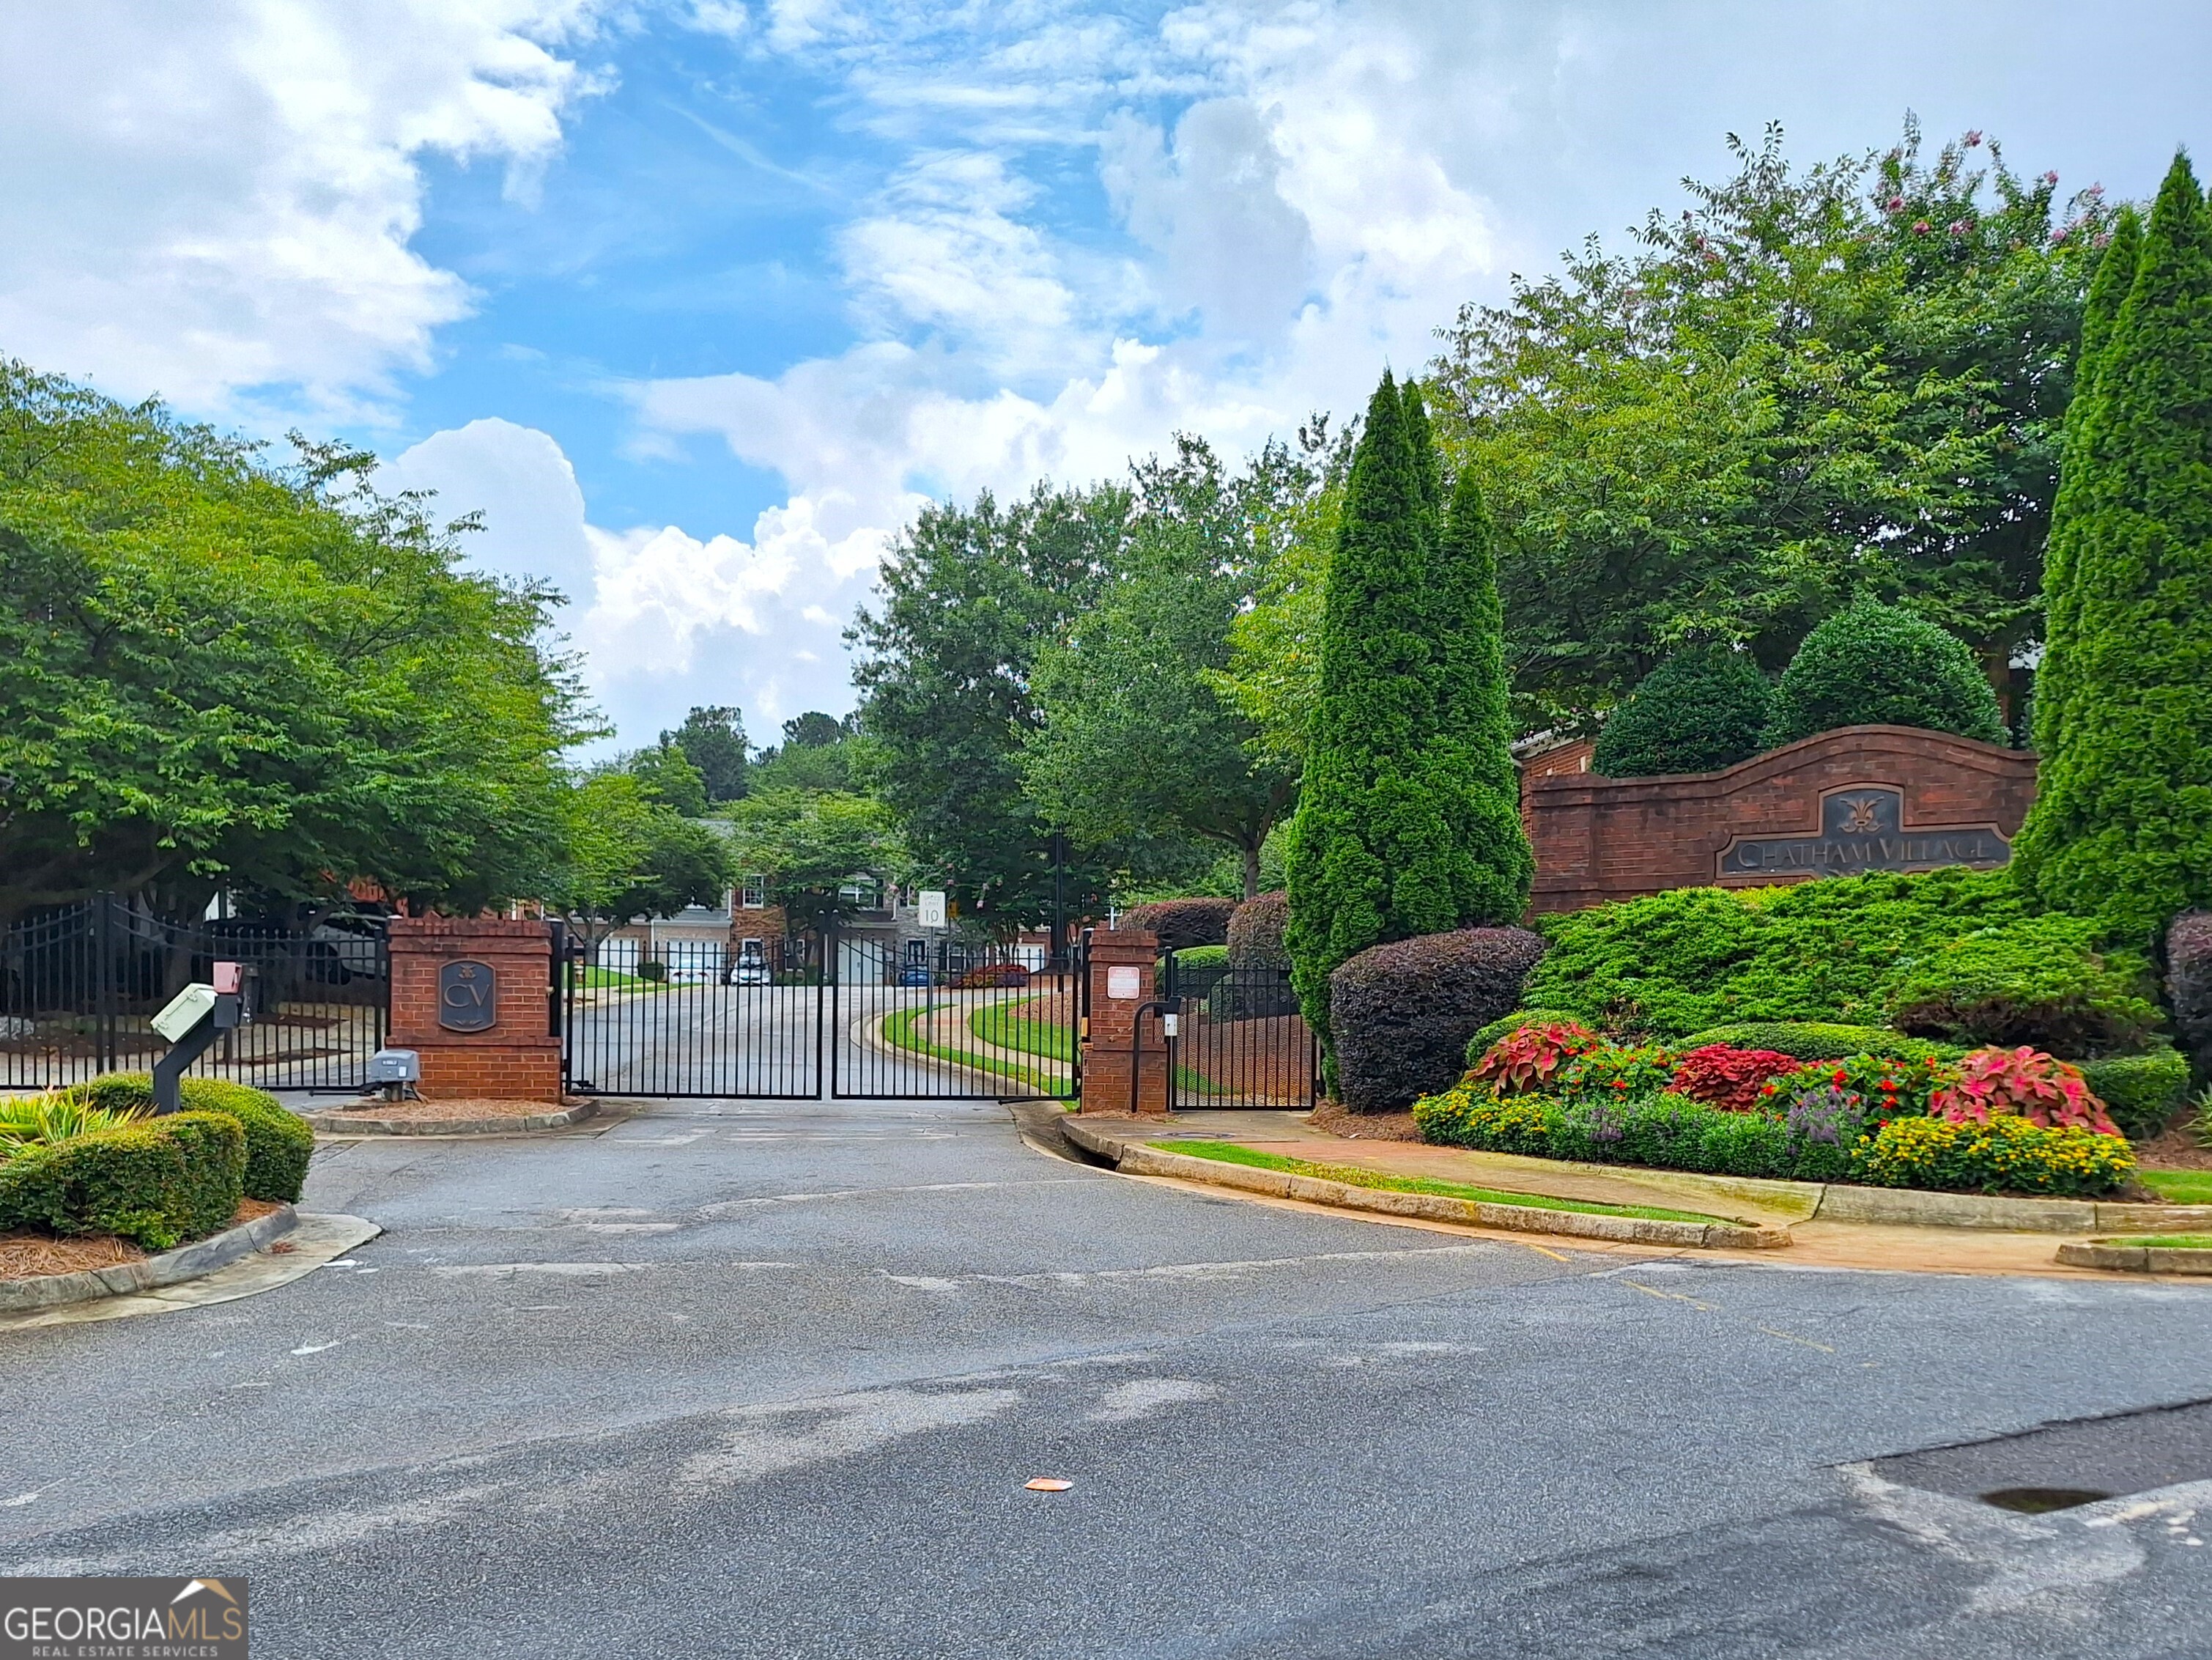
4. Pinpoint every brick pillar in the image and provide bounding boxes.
[1079,928,1169,1115]
[387,918,562,1102]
